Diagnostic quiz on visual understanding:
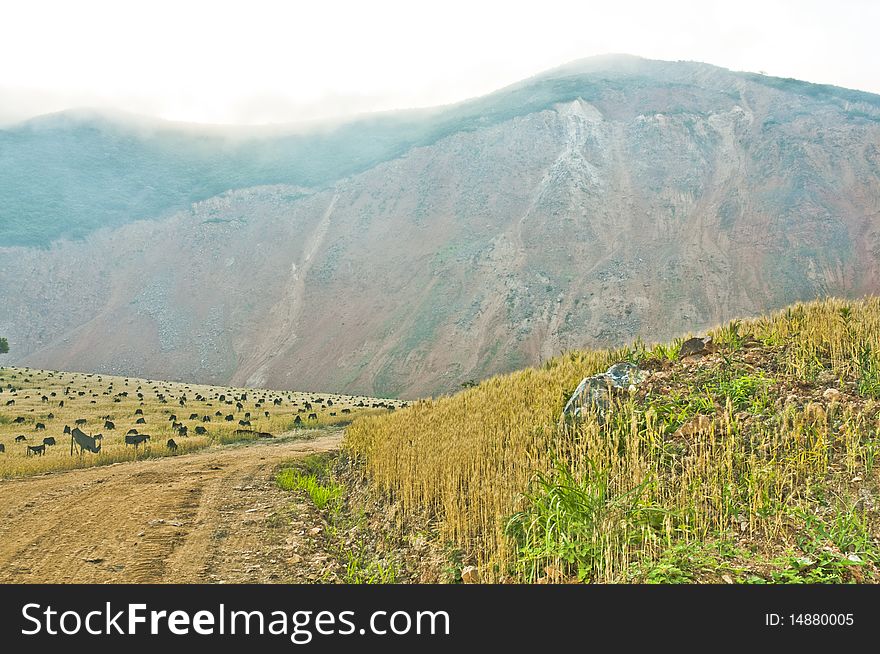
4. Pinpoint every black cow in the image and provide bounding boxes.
[308,413,318,421]
[167,438,178,451]
[136,417,146,424]
[135,408,144,415]
[126,428,139,435]
[35,422,46,430]
[293,415,302,425]
[42,437,57,447]
[177,425,188,437]
[238,420,251,427]
[189,413,199,420]
[341,408,351,414]
[125,434,151,449]
[202,415,211,422]
[63,425,71,434]
[75,418,87,426]
[27,444,46,457]
[0,444,5,453]
[15,435,26,442]
[194,426,207,435]
[225,414,234,422]
[104,420,115,430]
